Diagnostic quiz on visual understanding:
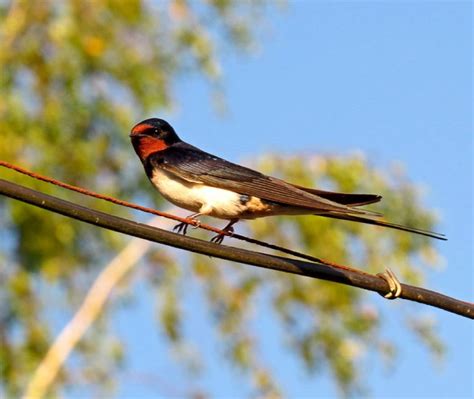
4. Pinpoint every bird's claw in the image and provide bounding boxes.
[173,213,201,235]
[173,221,189,235]
[210,226,234,245]
[210,233,226,244]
